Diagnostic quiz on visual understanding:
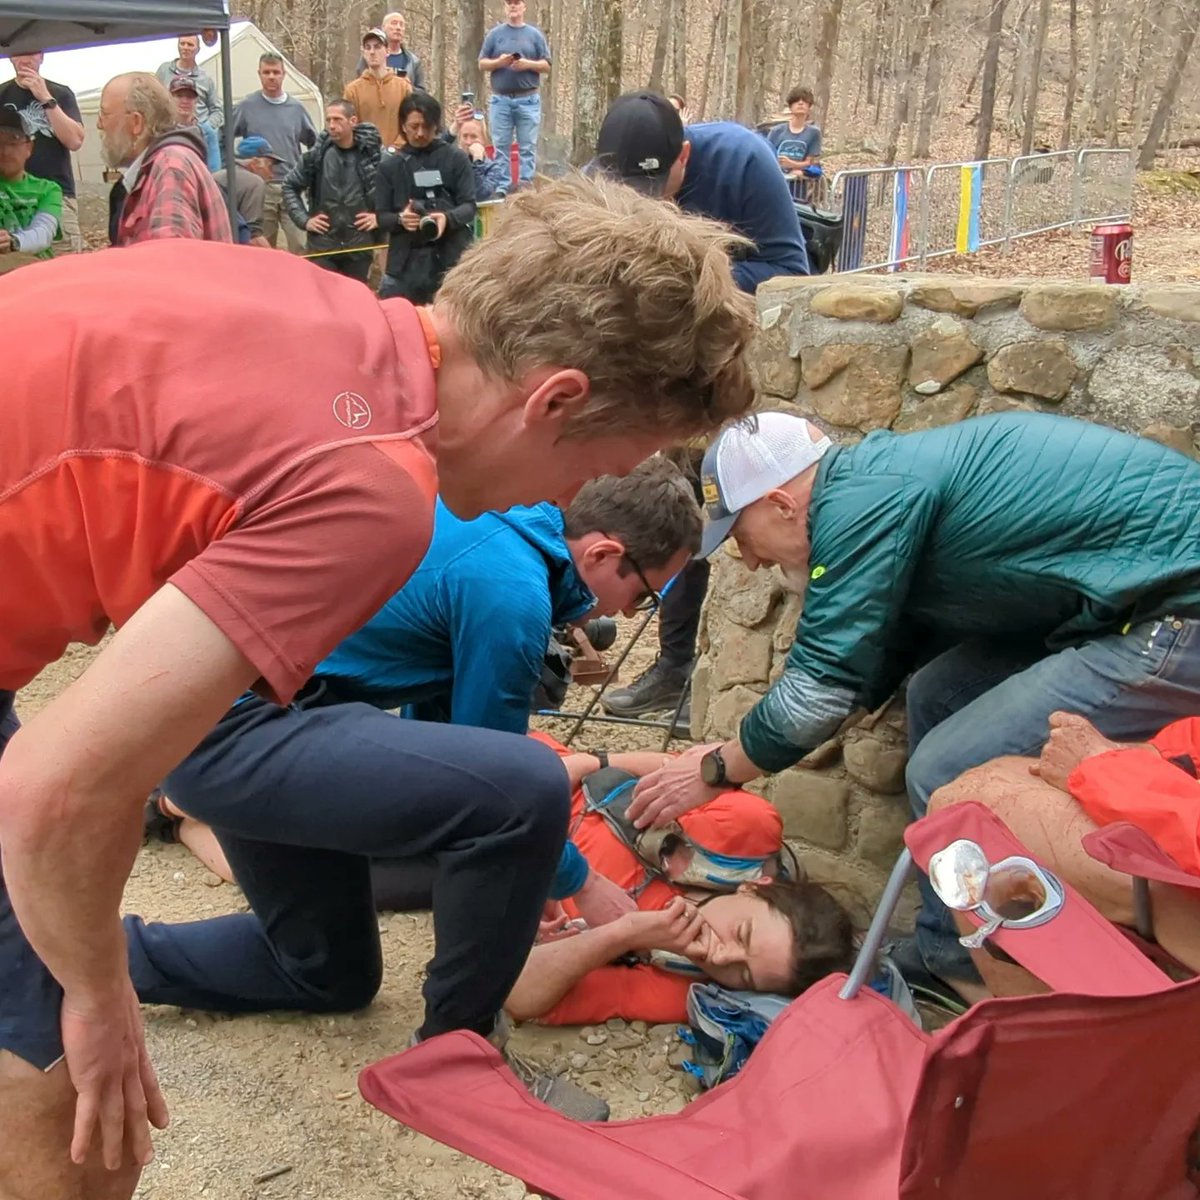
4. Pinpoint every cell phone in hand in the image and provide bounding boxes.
[509,52,521,63]
[461,90,474,104]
